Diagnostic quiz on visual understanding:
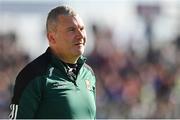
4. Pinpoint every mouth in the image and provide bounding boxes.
[74,42,85,46]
